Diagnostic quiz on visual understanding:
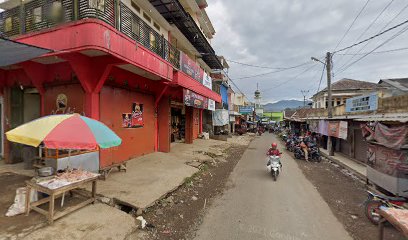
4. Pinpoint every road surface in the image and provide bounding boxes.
[194,134,352,240]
